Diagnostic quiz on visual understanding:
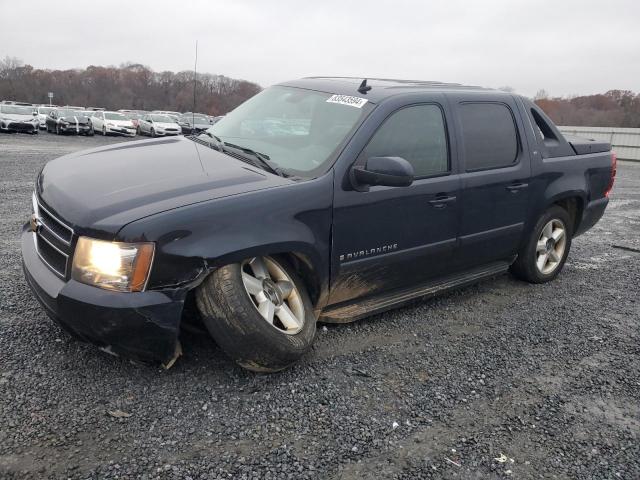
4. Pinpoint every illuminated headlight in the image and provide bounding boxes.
[71,237,155,292]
